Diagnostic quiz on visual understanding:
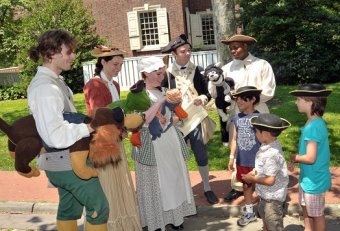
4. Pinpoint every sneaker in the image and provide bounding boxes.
[237,212,257,226]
